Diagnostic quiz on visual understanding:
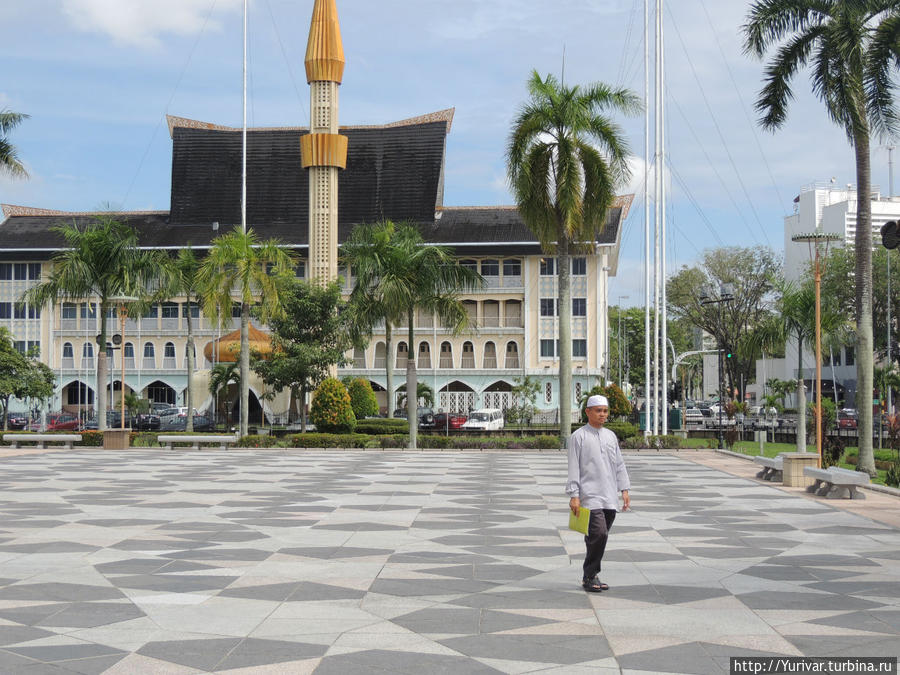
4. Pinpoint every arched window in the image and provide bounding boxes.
[439,341,453,368]
[483,342,497,368]
[81,343,94,369]
[62,342,74,368]
[163,342,176,368]
[461,341,475,368]
[482,300,500,327]
[143,342,155,369]
[504,300,522,327]
[462,300,477,327]
[353,346,366,368]
[418,341,431,369]
[505,341,520,369]
[124,342,135,369]
[396,342,408,369]
[374,342,386,369]
[181,343,195,368]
